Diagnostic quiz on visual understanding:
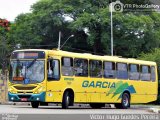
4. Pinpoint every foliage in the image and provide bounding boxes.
[139,48,160,104]
[0,19,10,73]
[139,48,160,76]
[8,13,42,49]
[3,0,160,57]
